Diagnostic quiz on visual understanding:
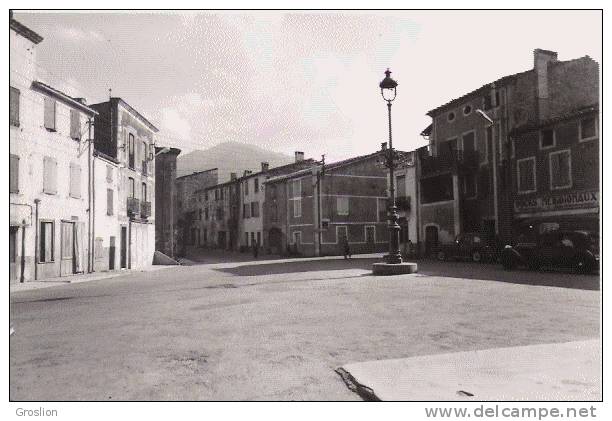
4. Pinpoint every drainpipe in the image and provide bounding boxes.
[33,198,40,280]
[87,117,92,273]
[92,136,96,273]
[20,219,26,283]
